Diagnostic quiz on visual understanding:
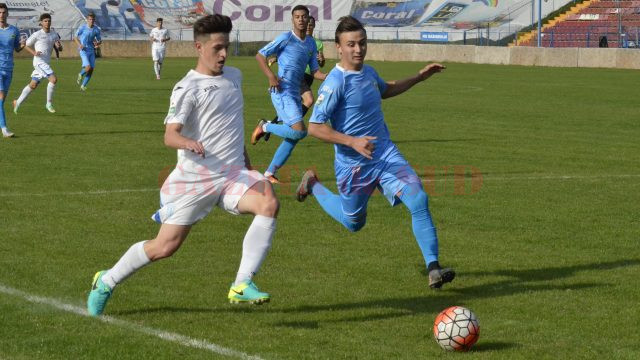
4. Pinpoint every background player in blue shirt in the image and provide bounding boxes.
[0,3,25,138]
[252,5,326,184]
[74,12,101,91]
[296,16,455,290]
